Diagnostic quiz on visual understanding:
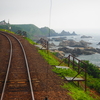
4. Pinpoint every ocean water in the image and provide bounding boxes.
[49,34,100,67]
